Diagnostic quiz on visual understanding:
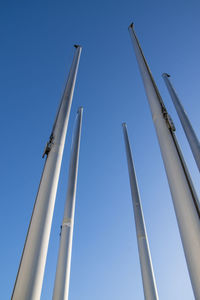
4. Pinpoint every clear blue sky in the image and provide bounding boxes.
[0,0,200,299]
